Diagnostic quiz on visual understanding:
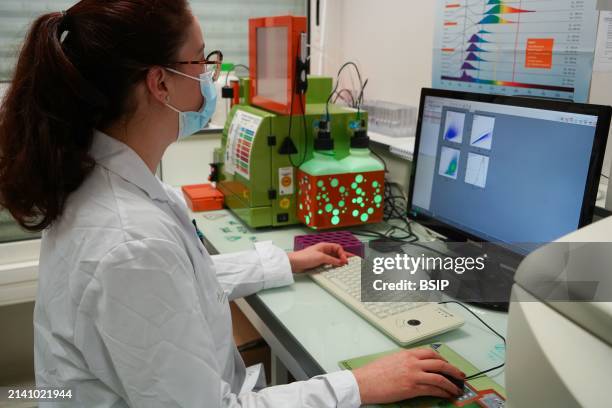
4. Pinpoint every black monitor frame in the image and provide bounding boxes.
[407,88,612,252]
